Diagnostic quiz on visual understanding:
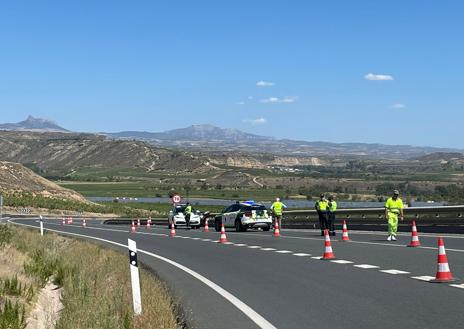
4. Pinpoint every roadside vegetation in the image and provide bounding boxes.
[0,225,182,329]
